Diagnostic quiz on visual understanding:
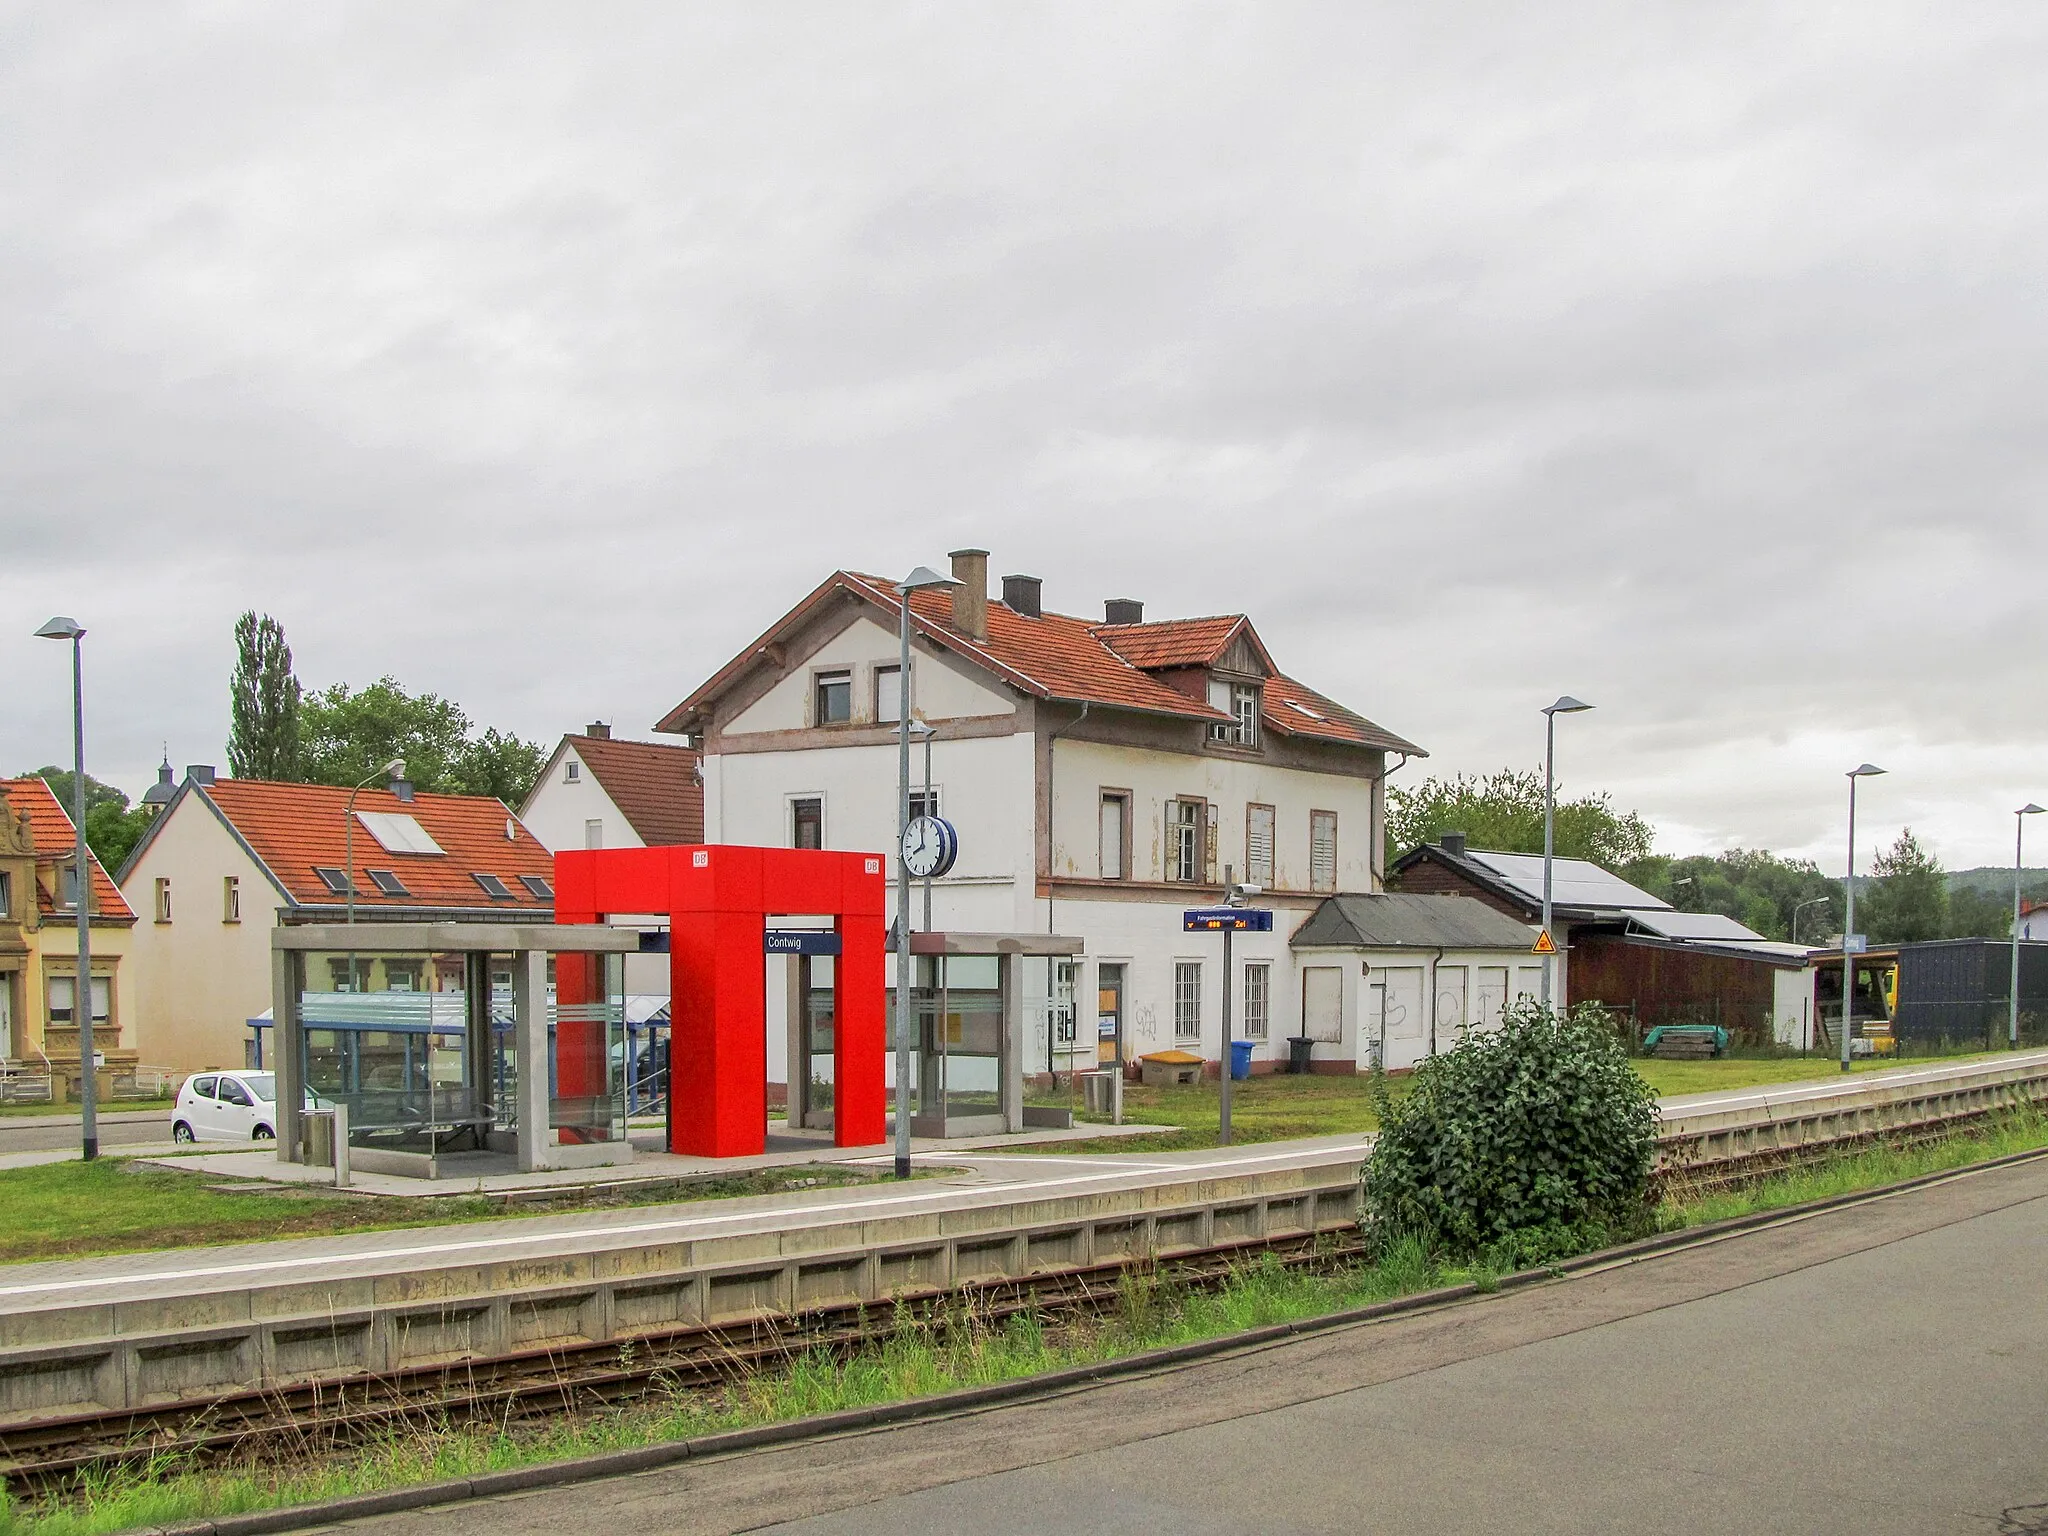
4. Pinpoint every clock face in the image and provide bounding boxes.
[902,815,956,878]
